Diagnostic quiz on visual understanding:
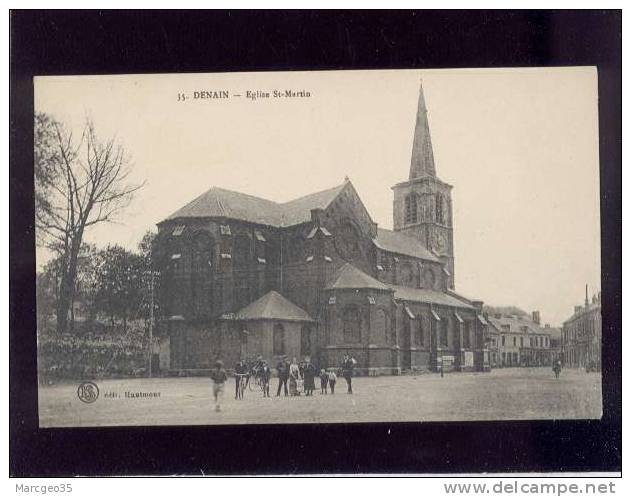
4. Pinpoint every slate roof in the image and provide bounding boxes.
[391,285,474,309]
[163,183,346,227]
[164,184,439,263]
[325,263,473,310]
[373,228,439,262]
[280,183,347,226]
[232,291,314,322]
[486,315,549,335]
[326,263,392,291]
[409,82,437,179]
